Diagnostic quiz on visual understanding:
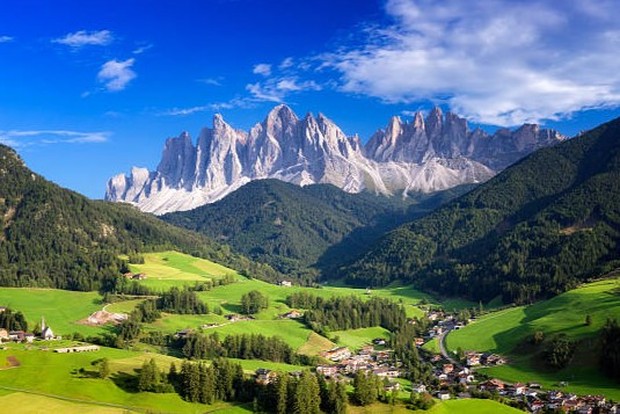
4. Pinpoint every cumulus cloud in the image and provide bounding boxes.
[52,30,113,48]
[253,63,272,77]
[0,130,109,147]
[322,0,620,126]
[97,58,136,92]
[0,35,13,43]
